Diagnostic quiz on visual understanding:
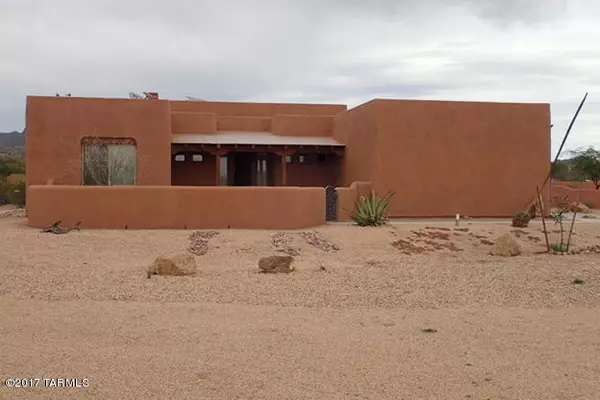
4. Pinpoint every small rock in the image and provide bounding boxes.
[147,252,197,278]
[258,255,295,273]
[489,233,521,256]
[569,201,591,214]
